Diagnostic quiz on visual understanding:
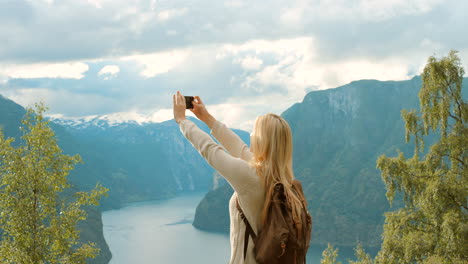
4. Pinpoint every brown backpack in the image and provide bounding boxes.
[236,179,312,264]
